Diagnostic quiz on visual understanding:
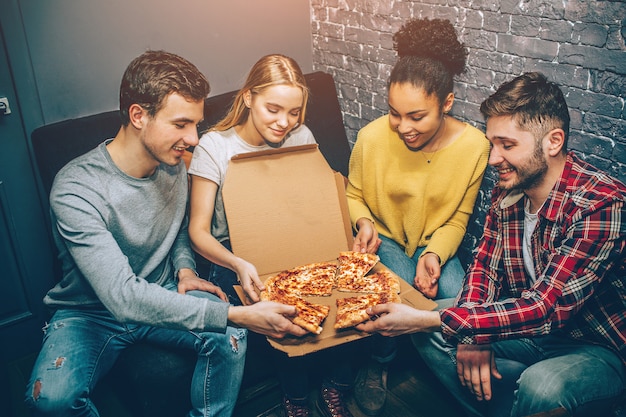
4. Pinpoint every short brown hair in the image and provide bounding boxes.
[480,72,570,150]
[119,50,210,125]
